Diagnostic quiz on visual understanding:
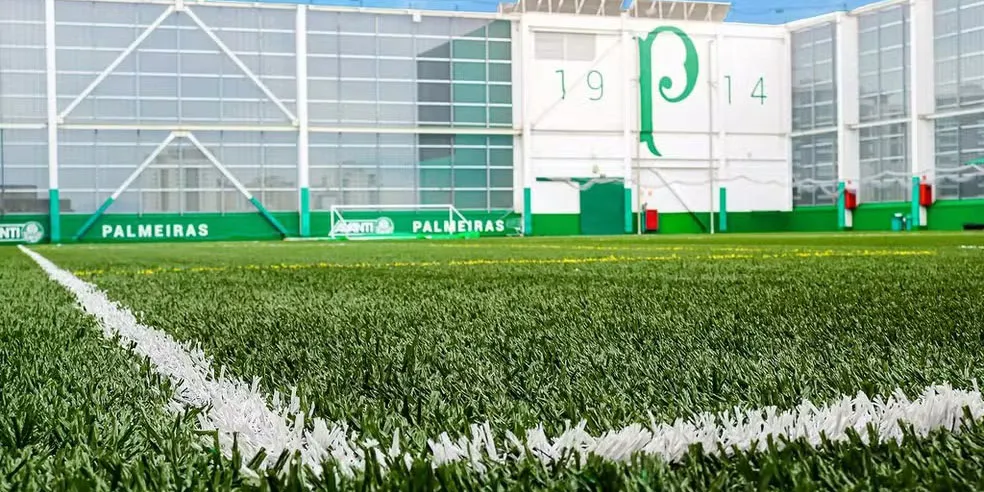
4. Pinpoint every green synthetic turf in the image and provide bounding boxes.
[15,231,984,489]
[0,248,260,491]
